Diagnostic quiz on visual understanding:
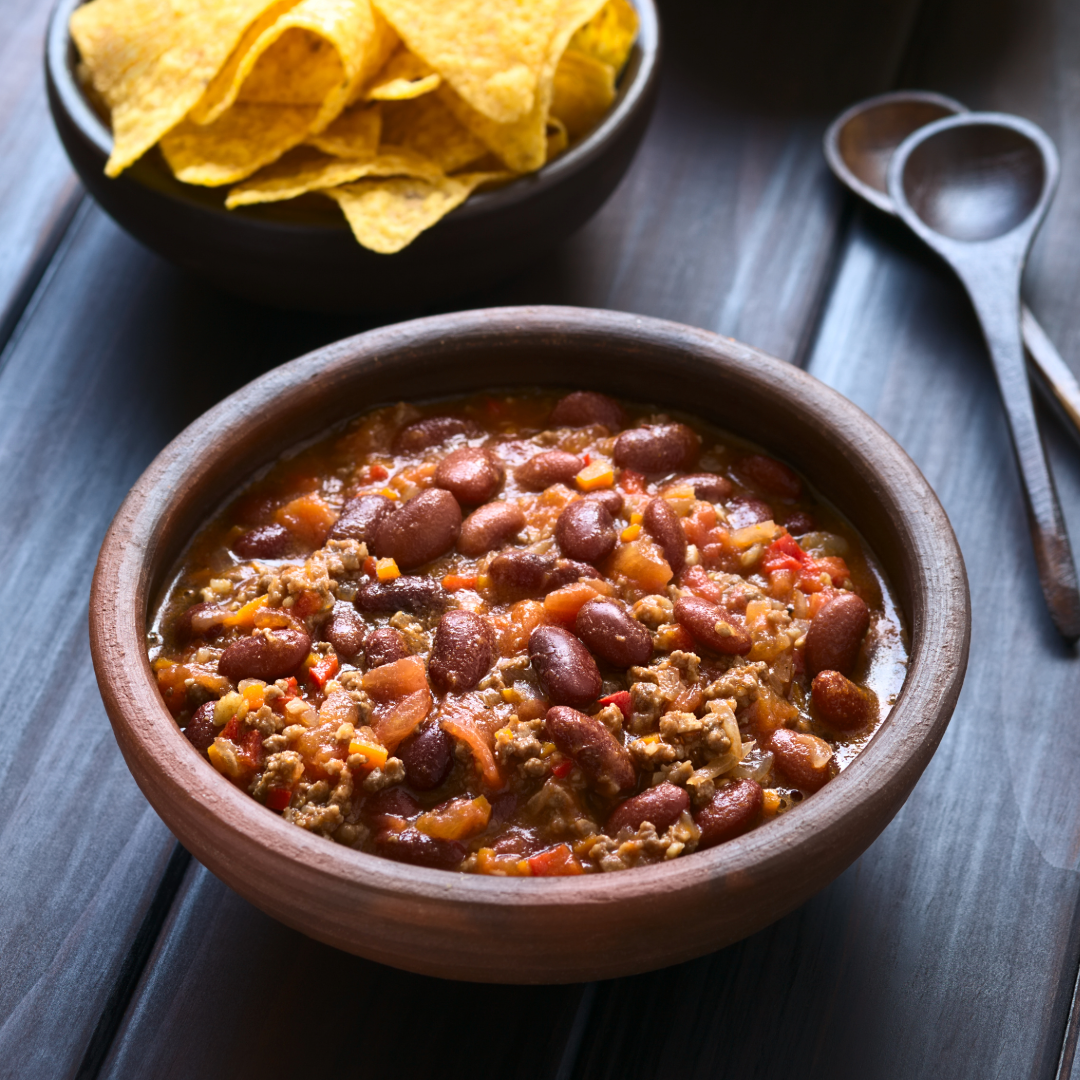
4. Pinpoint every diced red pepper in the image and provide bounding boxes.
[618,469,647,494]
[362,463,389,482]
[309,653,340,689]
[598,691,633,720]
[551,757,573,779]
[527,844,584,876]
[442,574,478,592]
[762,533,806,575]
[221,714,242,744]
[265,788,291,811]
[240,728,263,771]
